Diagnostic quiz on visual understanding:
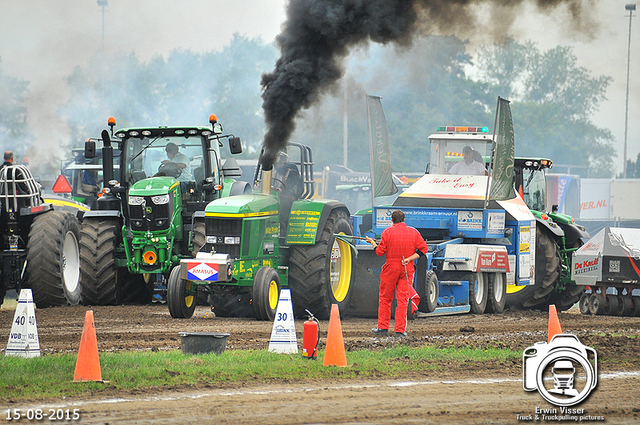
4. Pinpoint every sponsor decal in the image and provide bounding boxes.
[574,257,599,275]
[186,261,219,281]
